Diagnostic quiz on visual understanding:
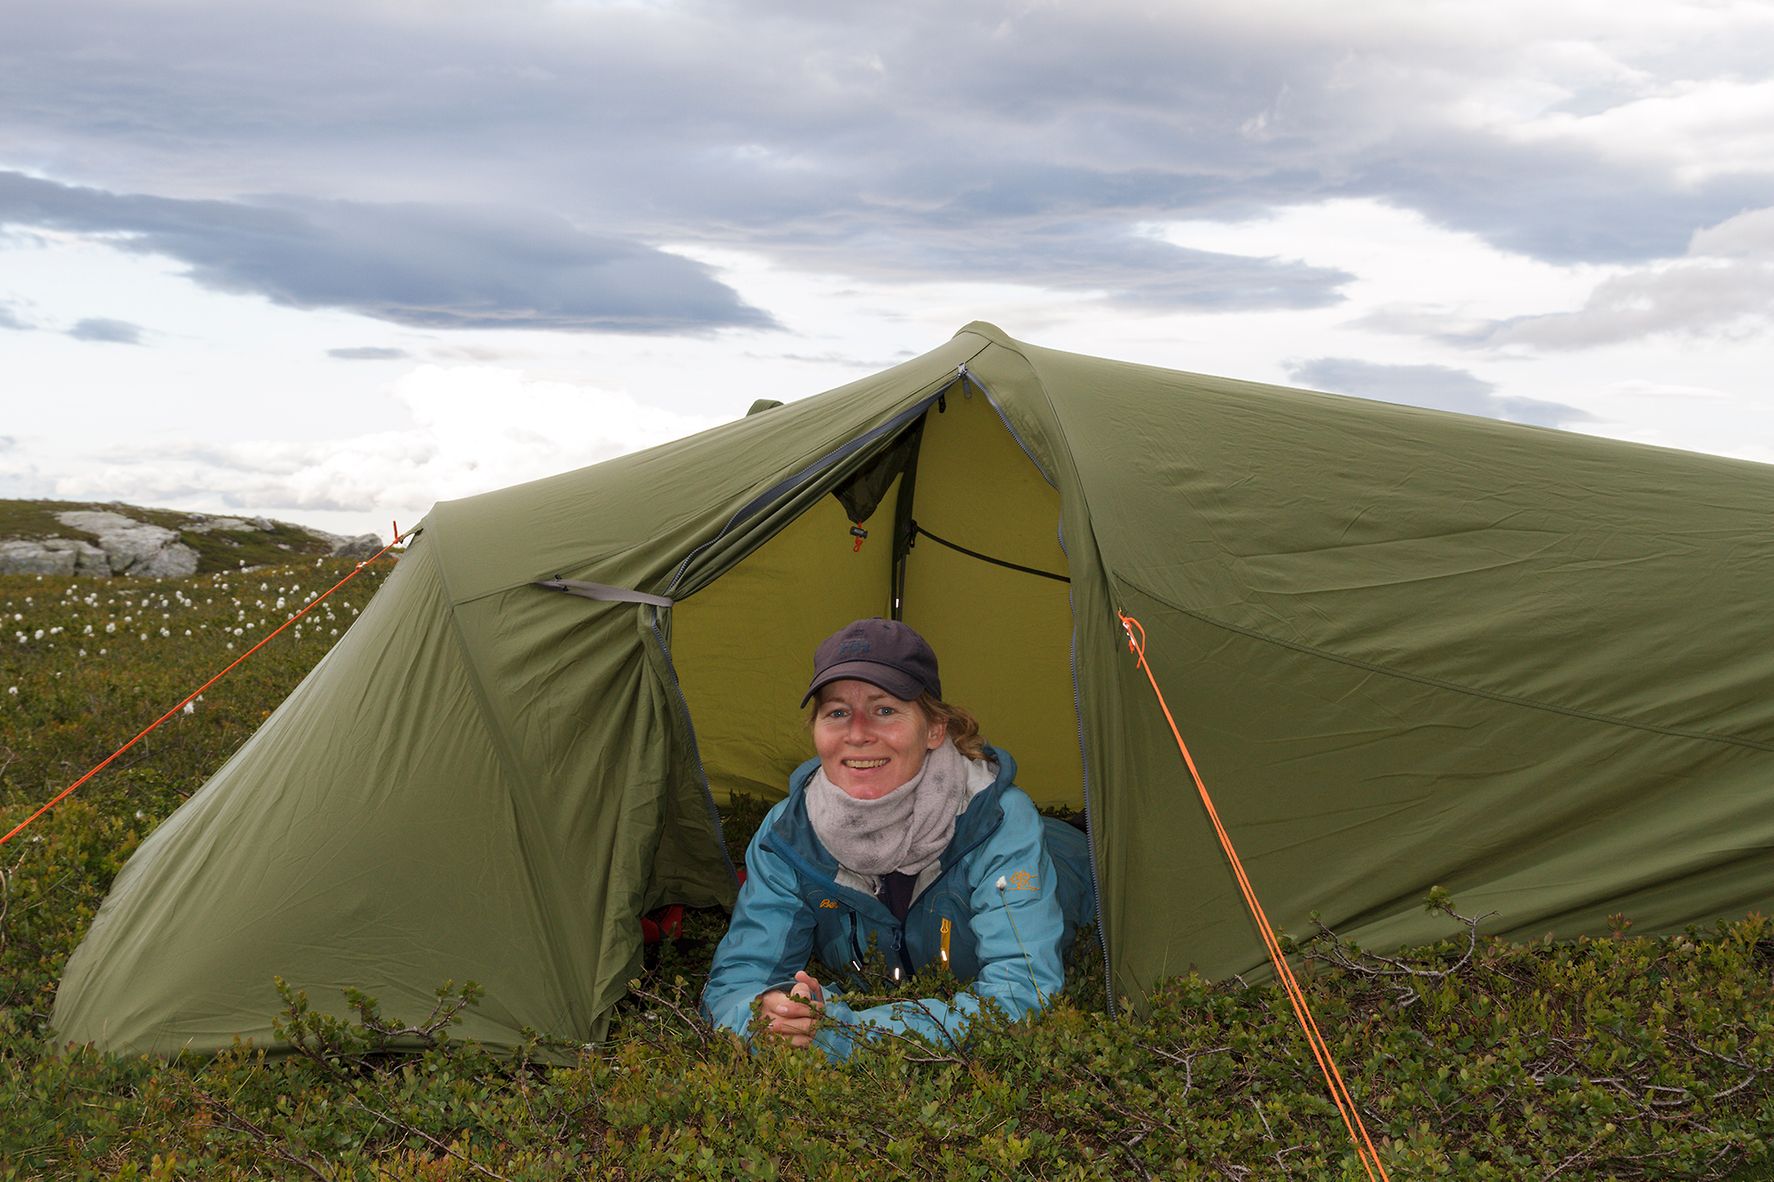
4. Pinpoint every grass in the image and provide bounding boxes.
[1,558,1771,1180]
